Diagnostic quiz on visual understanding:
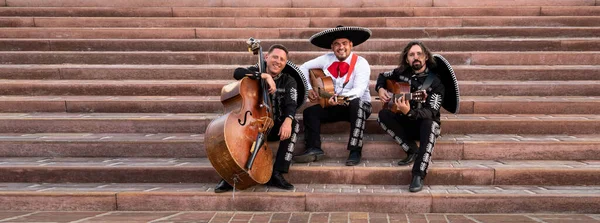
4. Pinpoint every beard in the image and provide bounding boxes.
[411,61,424,71]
